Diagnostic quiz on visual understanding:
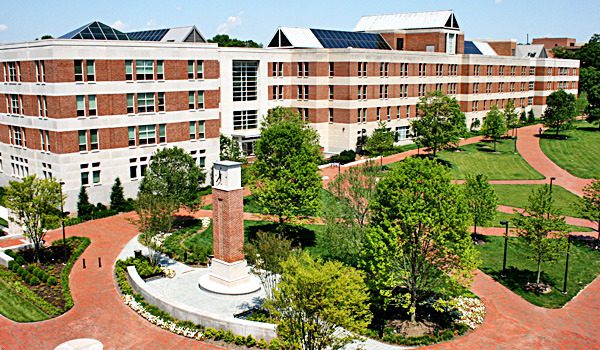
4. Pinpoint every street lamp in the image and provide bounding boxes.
[563,234,571,295]
[514,127,518,153]
[59,181,67,262]
[549,177,556,194]
[500,220,509,276]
